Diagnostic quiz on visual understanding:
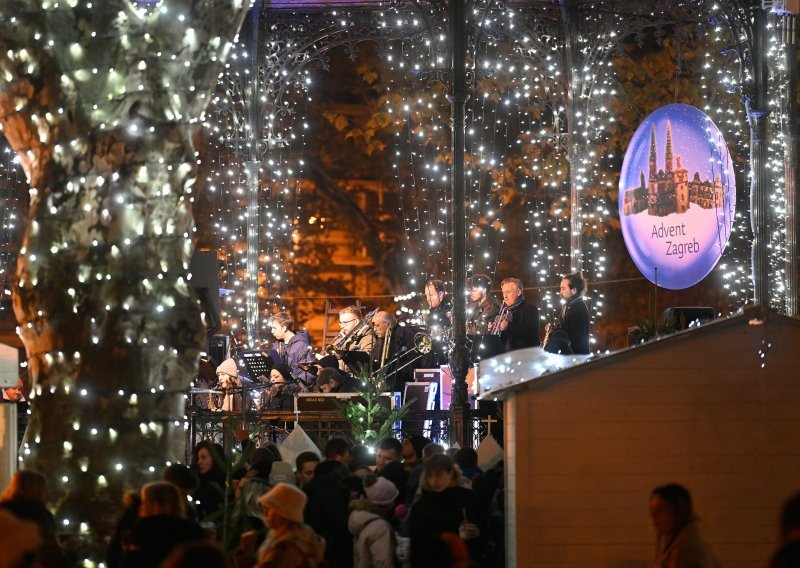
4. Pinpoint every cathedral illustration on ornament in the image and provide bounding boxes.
[623,121,724,217]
